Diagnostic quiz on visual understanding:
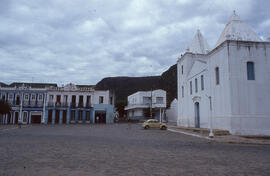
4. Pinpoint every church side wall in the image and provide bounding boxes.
[208,44,232,132]
[228,42,270,135]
